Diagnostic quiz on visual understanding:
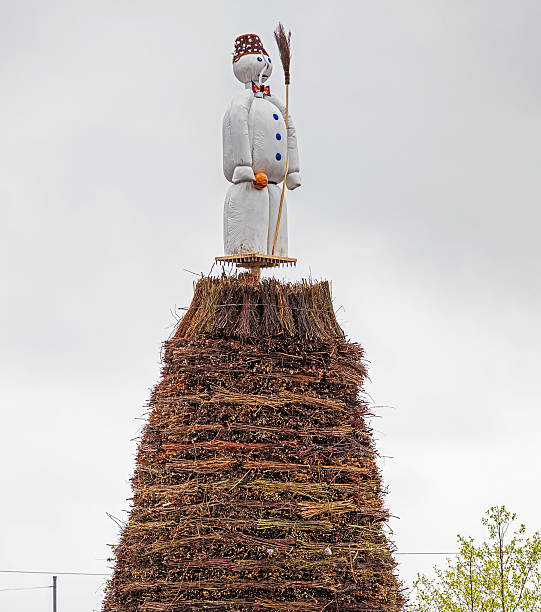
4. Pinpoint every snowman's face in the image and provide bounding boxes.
[233,53,273,84]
